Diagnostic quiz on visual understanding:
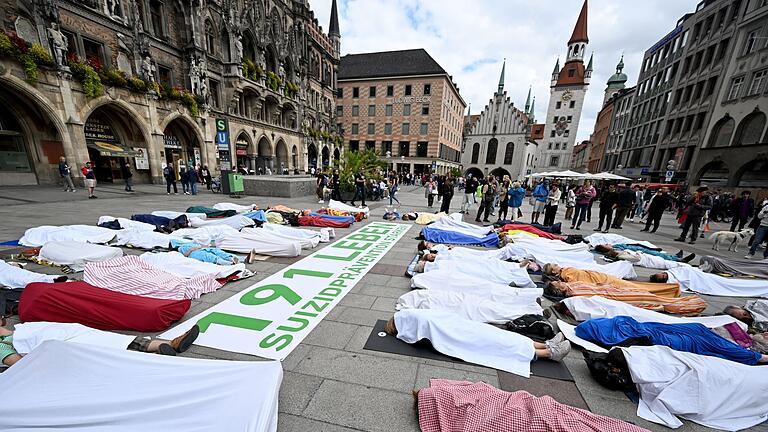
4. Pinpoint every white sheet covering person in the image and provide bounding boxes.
[0,260,59,288]
[425,252,536,288]
[170,225,301,257]
[10,321,135,353]
[561,296,744,330]
[97,216,155,231]
[329,199,369,216]
[666,266,768,298]
[38,241,124,272]
[19,225,117,247]
[585,232,658,250]
[499,242,595,264]
[189,215,256,230]
[151,210,207,220]
[0,340,282,432]
[505,232,591,253]
[622,345,768,431]
[259,224,321,248]
[394,309,536,377]
[429,216,495,239]
[610,249,690,270]
[213,202,257,212]
[112,228,172,250]
[411,271,543,303]
[396,289,542,324]
[140,252,246,280]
